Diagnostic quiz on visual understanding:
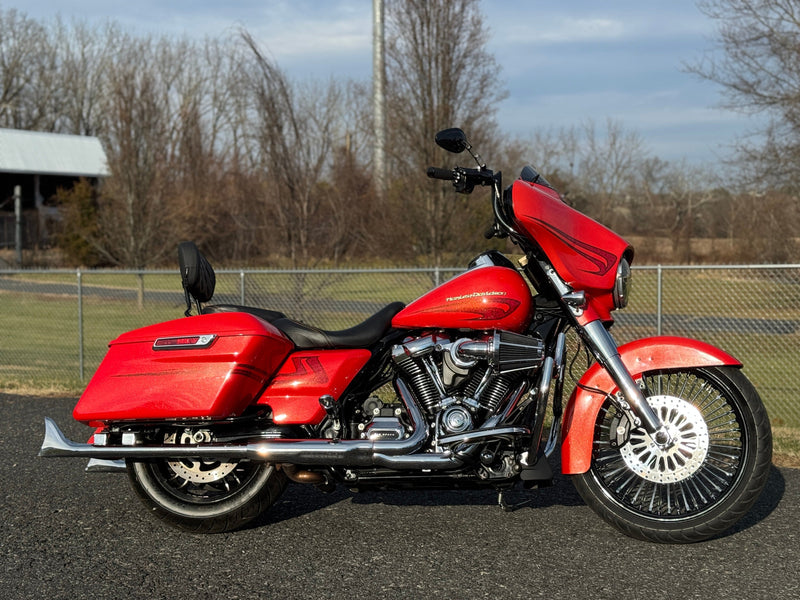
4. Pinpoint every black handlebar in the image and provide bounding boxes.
[426,129,519,242]
[426,167,455,181]
[427,165,495,193]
